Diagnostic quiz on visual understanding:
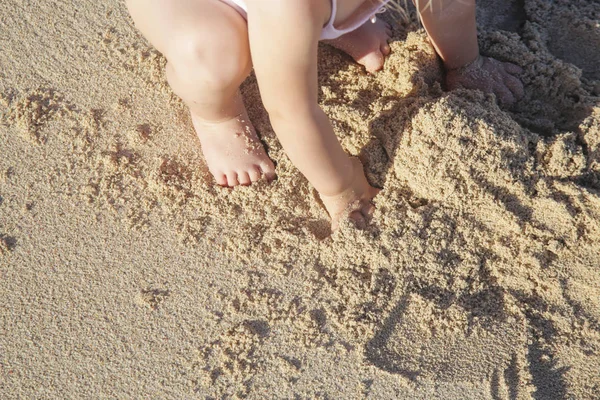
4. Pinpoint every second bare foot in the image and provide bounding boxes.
[324,19,392,73]
[192,111,276,187]
[319,157,380,230]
